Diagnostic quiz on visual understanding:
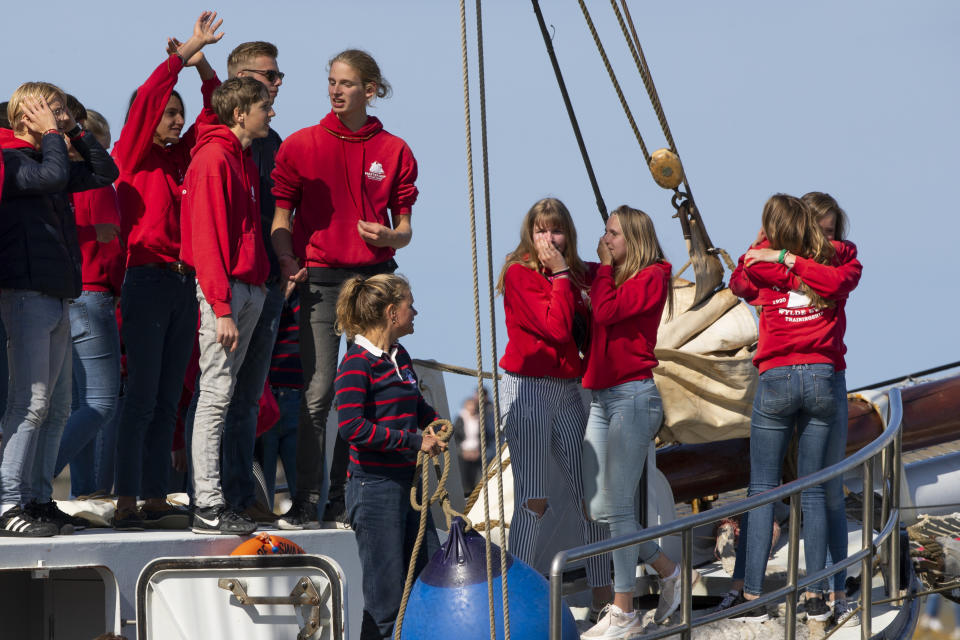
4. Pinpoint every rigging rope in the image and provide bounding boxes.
[474,0,513,633]
[530,0,608,221]
[448,1,498,637]
[575,0,650,163]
